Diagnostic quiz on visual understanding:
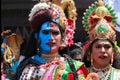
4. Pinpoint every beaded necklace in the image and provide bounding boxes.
[41,53,61,63]
[89,65,112,80]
